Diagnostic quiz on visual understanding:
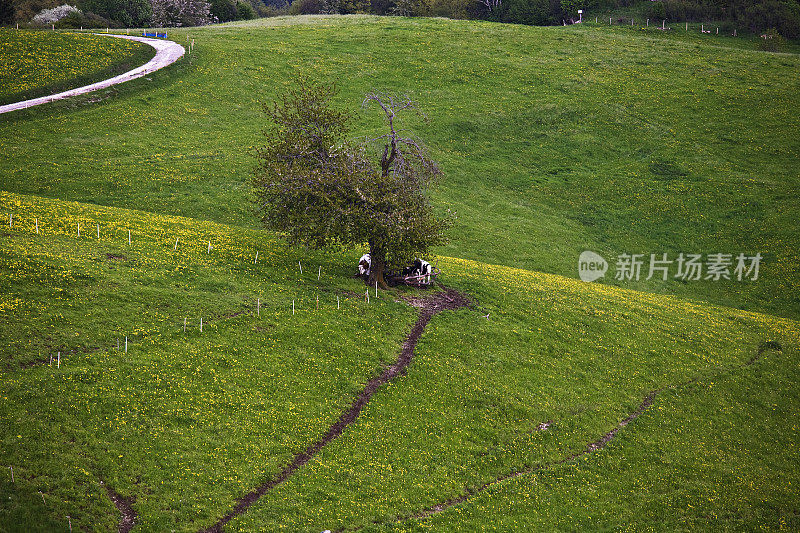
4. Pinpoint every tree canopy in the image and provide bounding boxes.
[252,79,451,288]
